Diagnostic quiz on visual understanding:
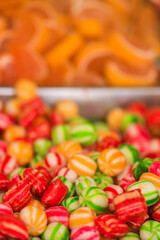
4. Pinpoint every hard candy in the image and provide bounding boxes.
[45,206,69,228]
[42,222,69,240]
[75,176,97,195]
[71,226,100,240]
